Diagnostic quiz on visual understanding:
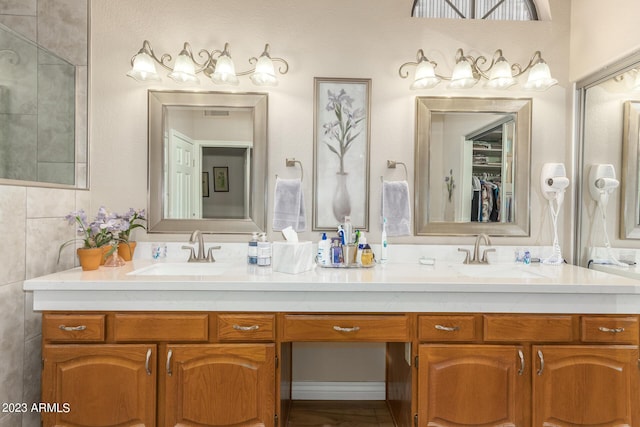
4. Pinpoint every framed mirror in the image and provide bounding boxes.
[148,90,268,234]
[575,51,640,264]
[415,97,531,236]
[621,100,640,239]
